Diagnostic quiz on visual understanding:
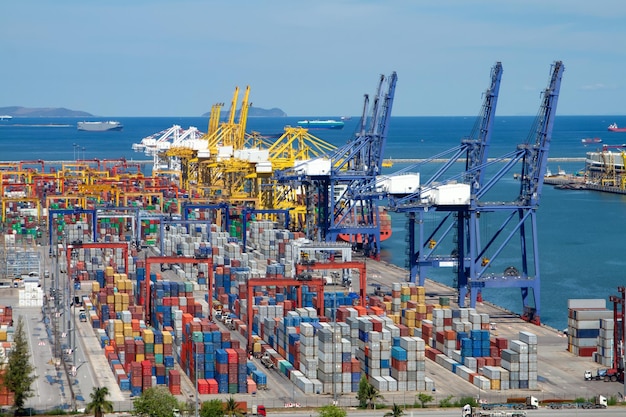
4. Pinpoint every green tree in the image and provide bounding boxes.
[318,404,347,417]
[86,387,114,417]
[417,393,434,408]
[2,316,35,413]
[384,403,404,417]
[355,375,383,409]
[356,375,370,408]
[133,386,179,417]
[200,399,225,417]
[223,396,245,417]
